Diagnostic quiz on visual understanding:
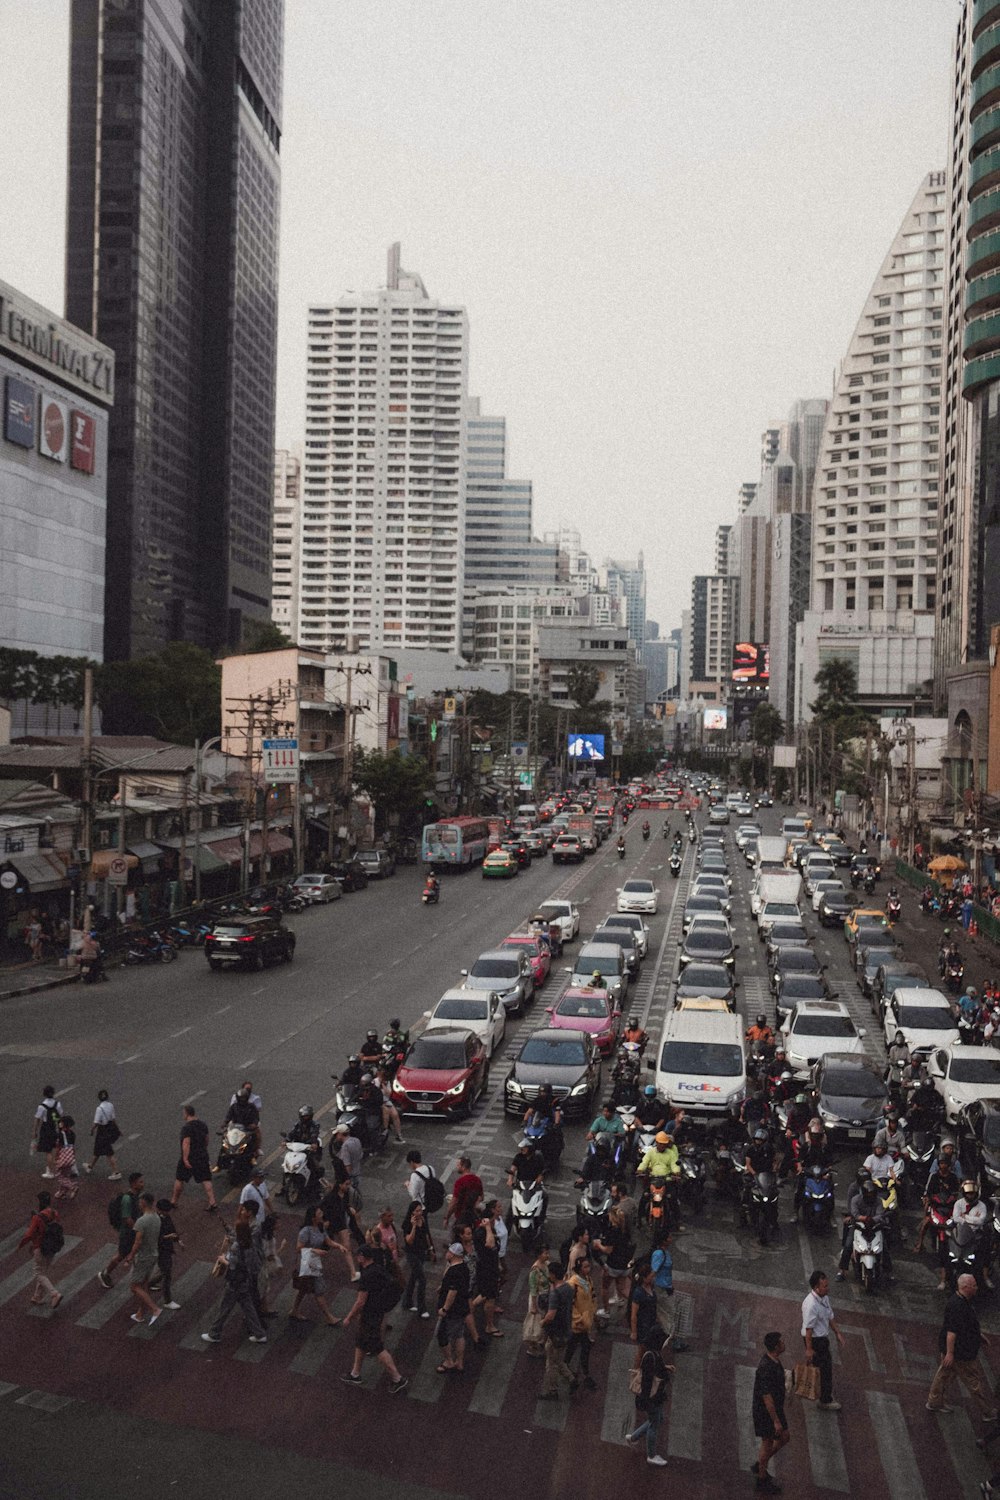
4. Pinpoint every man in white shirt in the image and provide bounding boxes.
[951,1180,993,1289]
[239,1166,271,1225]
[801,1269,846,1411]
[863,1142,902,1187]
[404,1149,433,1204]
